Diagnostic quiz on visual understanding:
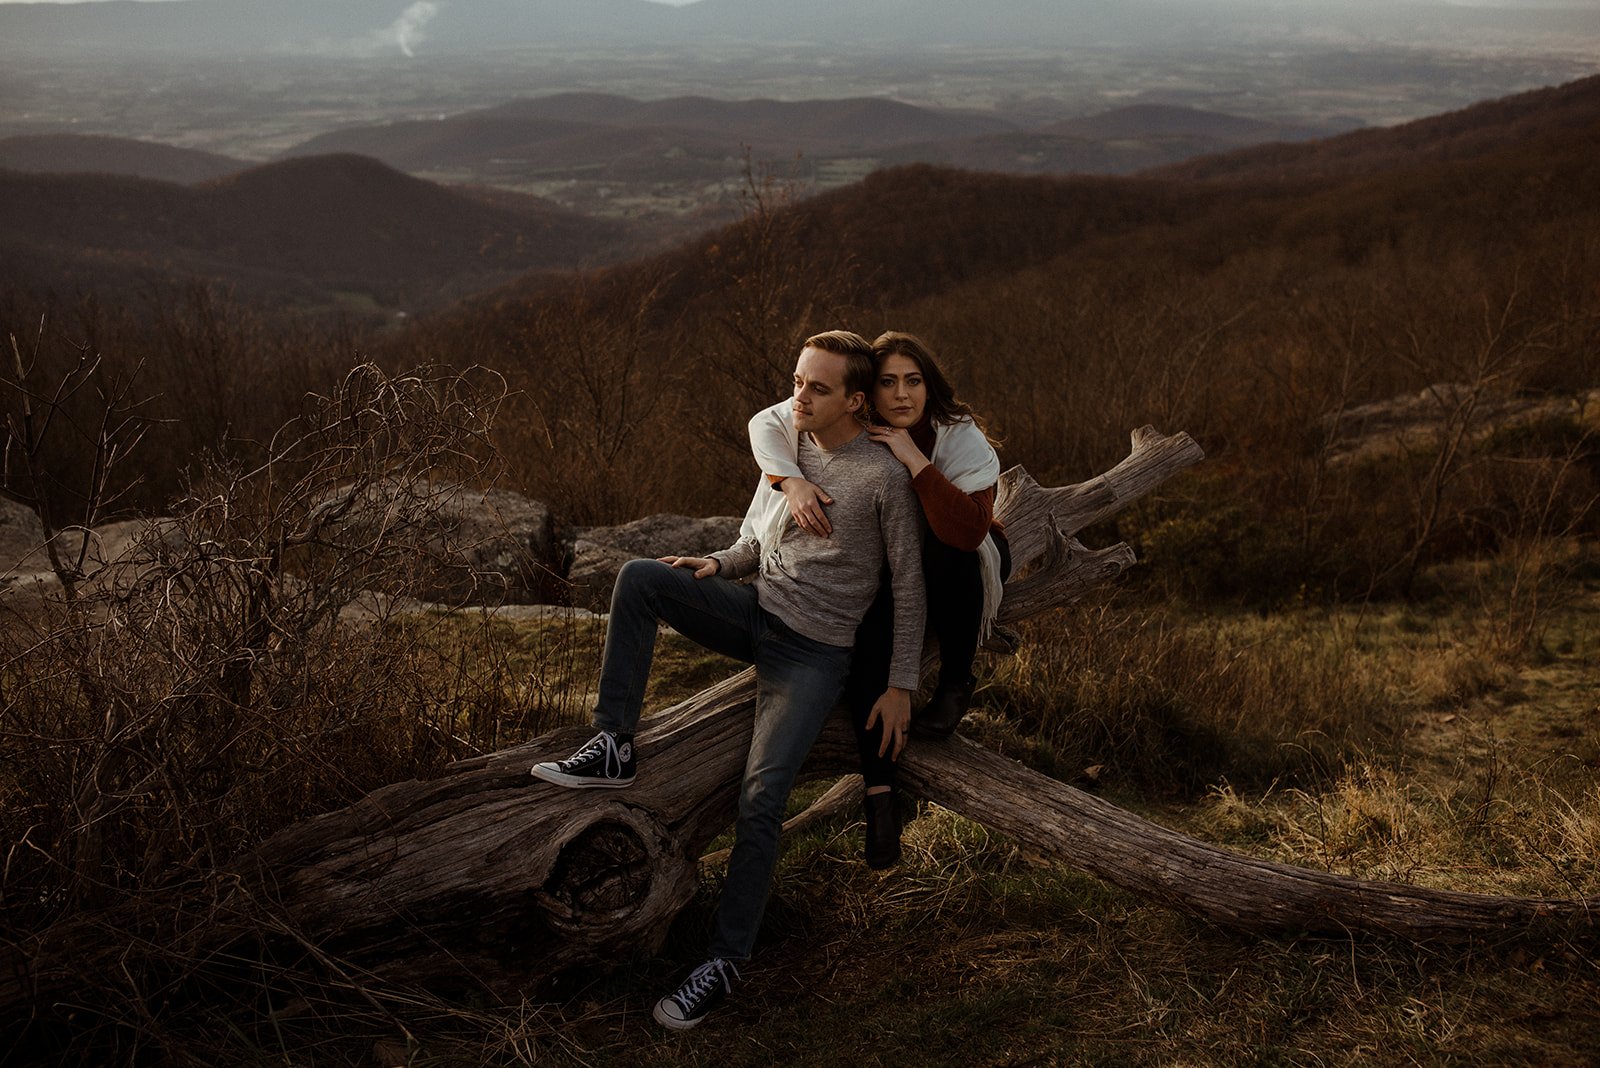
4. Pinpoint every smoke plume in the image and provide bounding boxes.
[377,1,439,58]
